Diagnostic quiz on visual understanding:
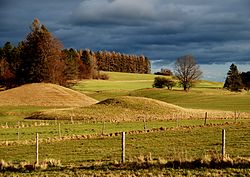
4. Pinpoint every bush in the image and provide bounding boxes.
[152,77,176,89]
[92,71,109,80]
[99,73,109,80]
